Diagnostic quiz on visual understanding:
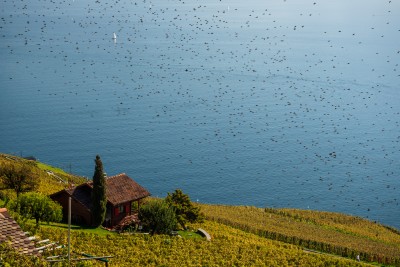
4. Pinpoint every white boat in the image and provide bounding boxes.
[112,32,117,40]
